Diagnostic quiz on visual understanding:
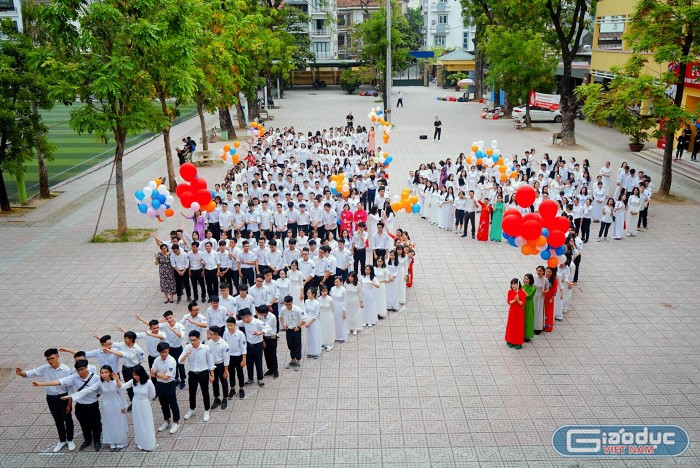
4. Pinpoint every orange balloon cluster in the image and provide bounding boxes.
[330,174,350,198]
[368,106,392,144]
[391,189,418,213]
[249,122,266,137]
